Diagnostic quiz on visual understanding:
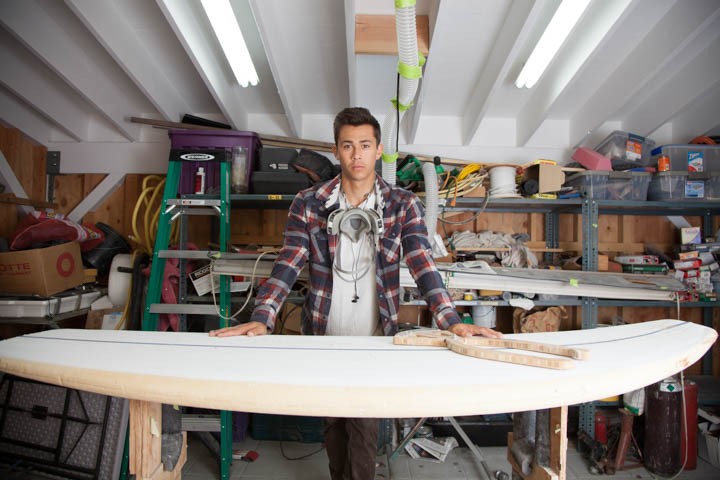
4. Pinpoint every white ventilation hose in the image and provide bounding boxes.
[381,0,421,186]
[422,161,439,243]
